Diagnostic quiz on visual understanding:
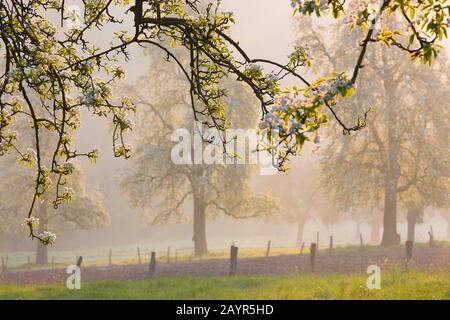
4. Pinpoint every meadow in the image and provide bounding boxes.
[1,270,449,300]
[1,242,449,300]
